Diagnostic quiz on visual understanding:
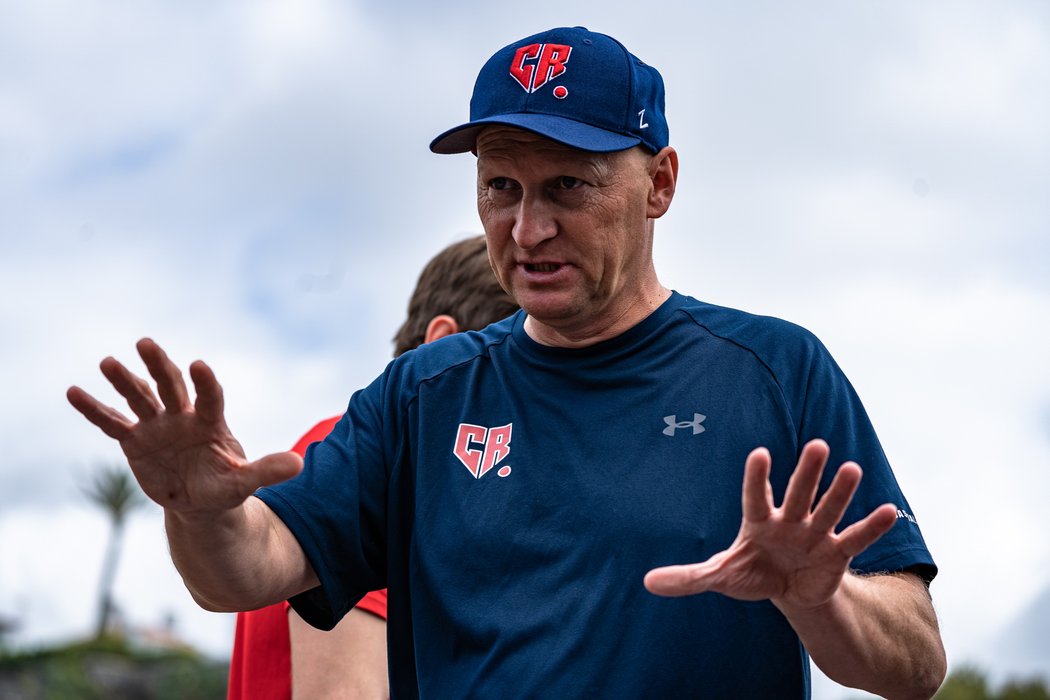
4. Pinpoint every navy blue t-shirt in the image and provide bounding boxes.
[257,292,935,698]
